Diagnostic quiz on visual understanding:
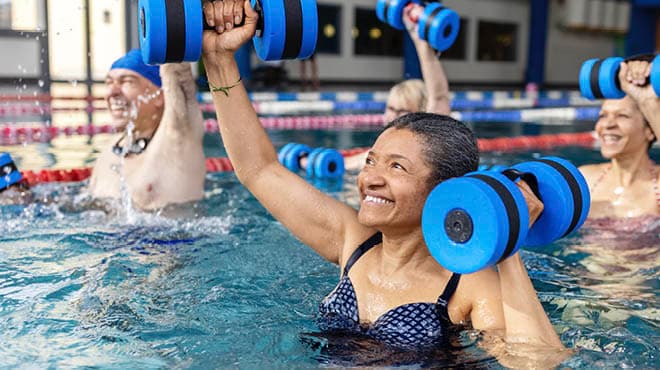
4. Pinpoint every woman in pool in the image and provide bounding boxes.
[579,58,659,218]
[201,0,564,358]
